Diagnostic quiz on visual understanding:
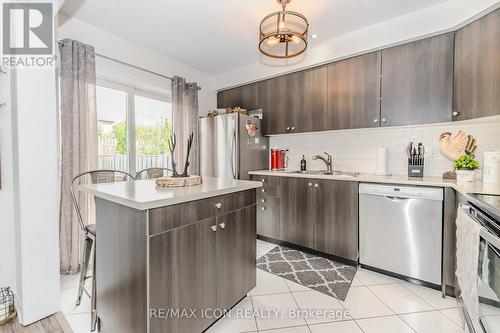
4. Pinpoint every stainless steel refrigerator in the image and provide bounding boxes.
[200,113,268,180]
